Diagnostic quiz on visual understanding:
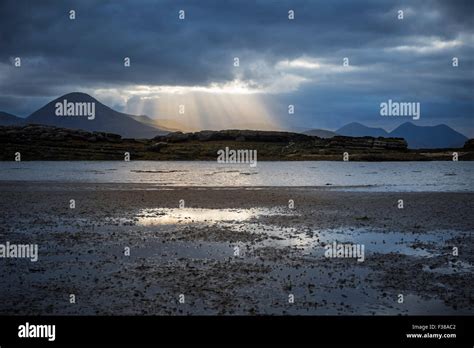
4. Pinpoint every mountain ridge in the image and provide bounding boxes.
[334,121,467,149]
[26,92,167,138]
[389,122,467,149]
[0,93,469,148]
[336,122,389,138]
[0,111,25,126]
